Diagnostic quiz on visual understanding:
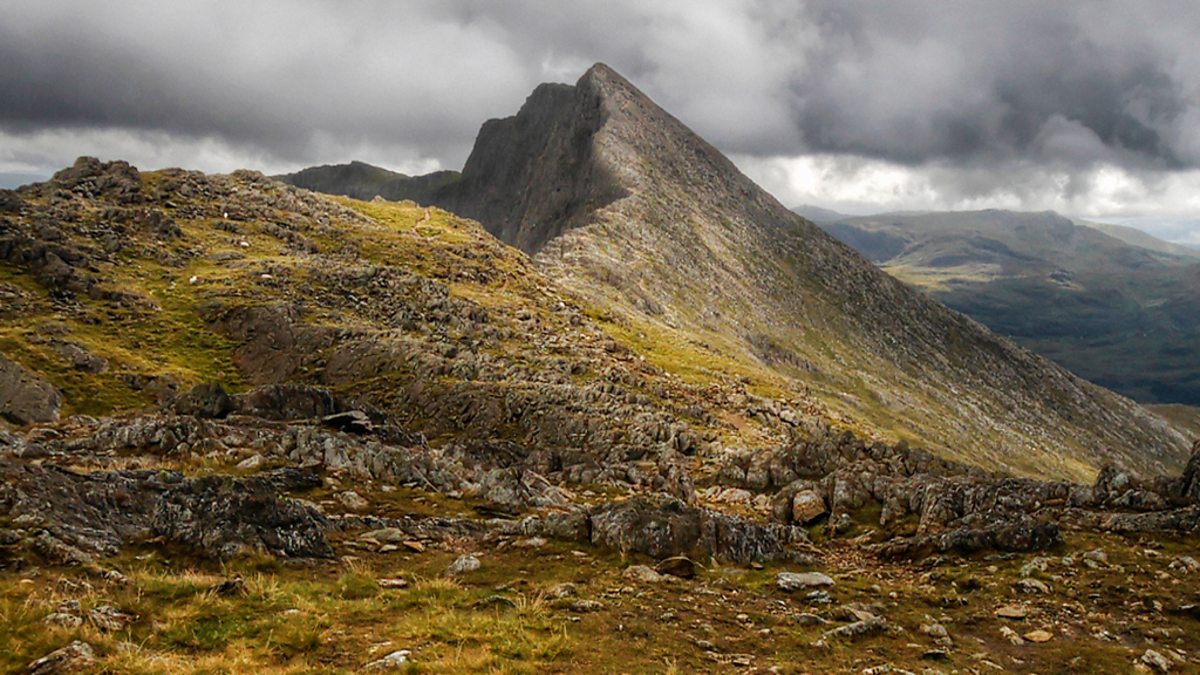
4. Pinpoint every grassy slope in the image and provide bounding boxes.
[1147,403,1200,441]
[0,170,821,470]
